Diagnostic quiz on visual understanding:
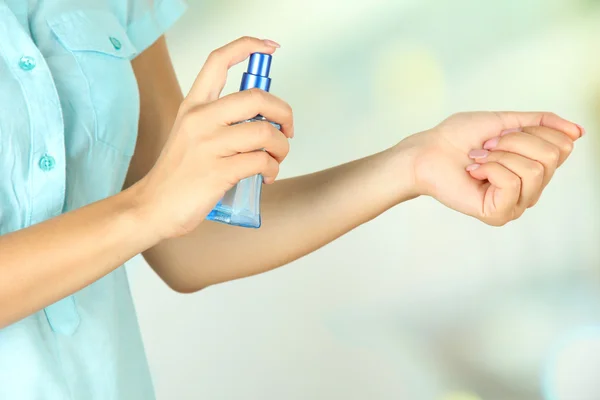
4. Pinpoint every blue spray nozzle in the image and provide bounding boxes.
[247,53,272,77]
[240,53,273,92]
